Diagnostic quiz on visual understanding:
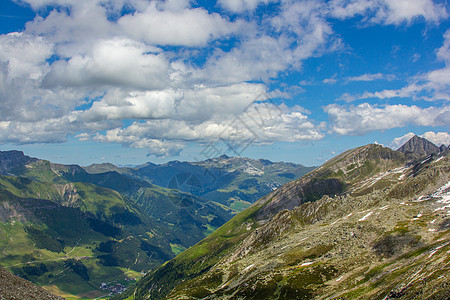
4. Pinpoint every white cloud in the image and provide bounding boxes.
[347,73,394,82]
[44,38,170,90]
[325,103,450,135]
[421,131,450,146]
[329,0,448,24]
[218,0,275,12]
[199,1,339,84]
[1,0,448,157]
[323,77,337,84]
[380,0,448,25]
[118,5,240,46]
[94,129,185,157]
[0,32,52,79]
[329,0,376,19]
[89,102,325,156]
